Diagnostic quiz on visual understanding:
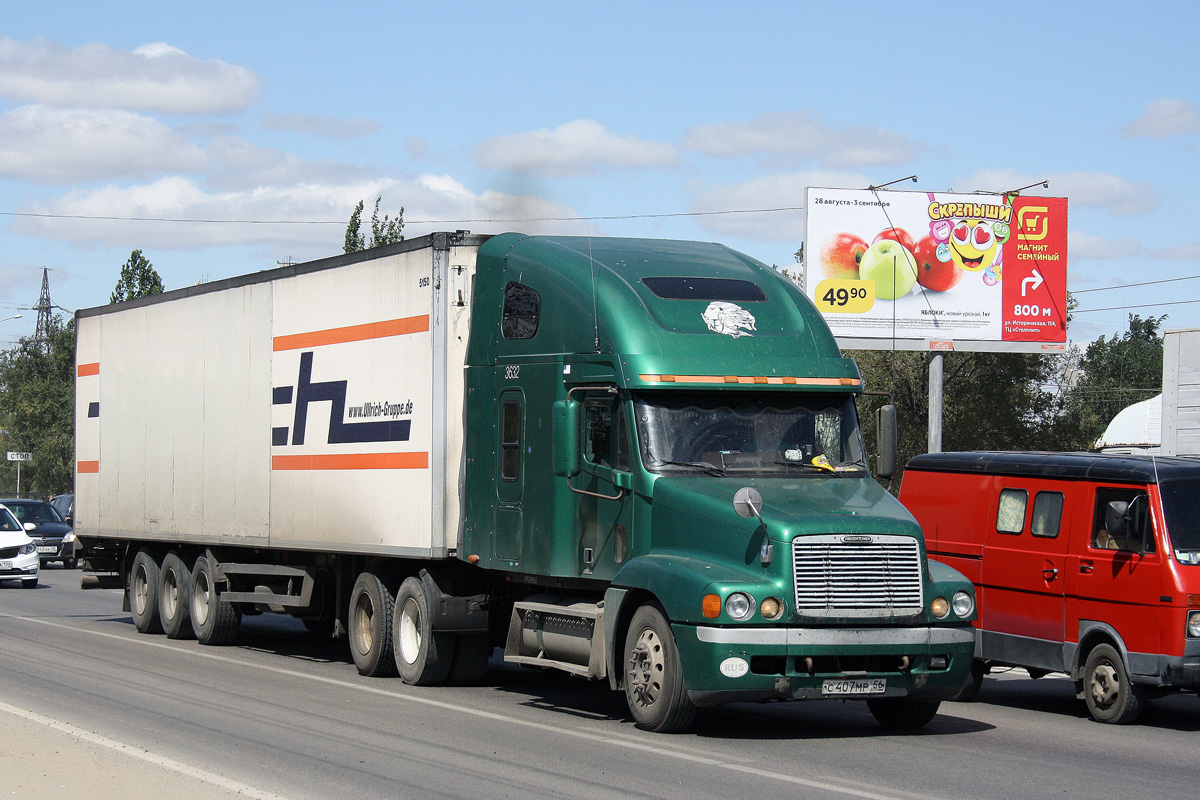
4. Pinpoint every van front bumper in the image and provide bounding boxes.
[678,624,976,707]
